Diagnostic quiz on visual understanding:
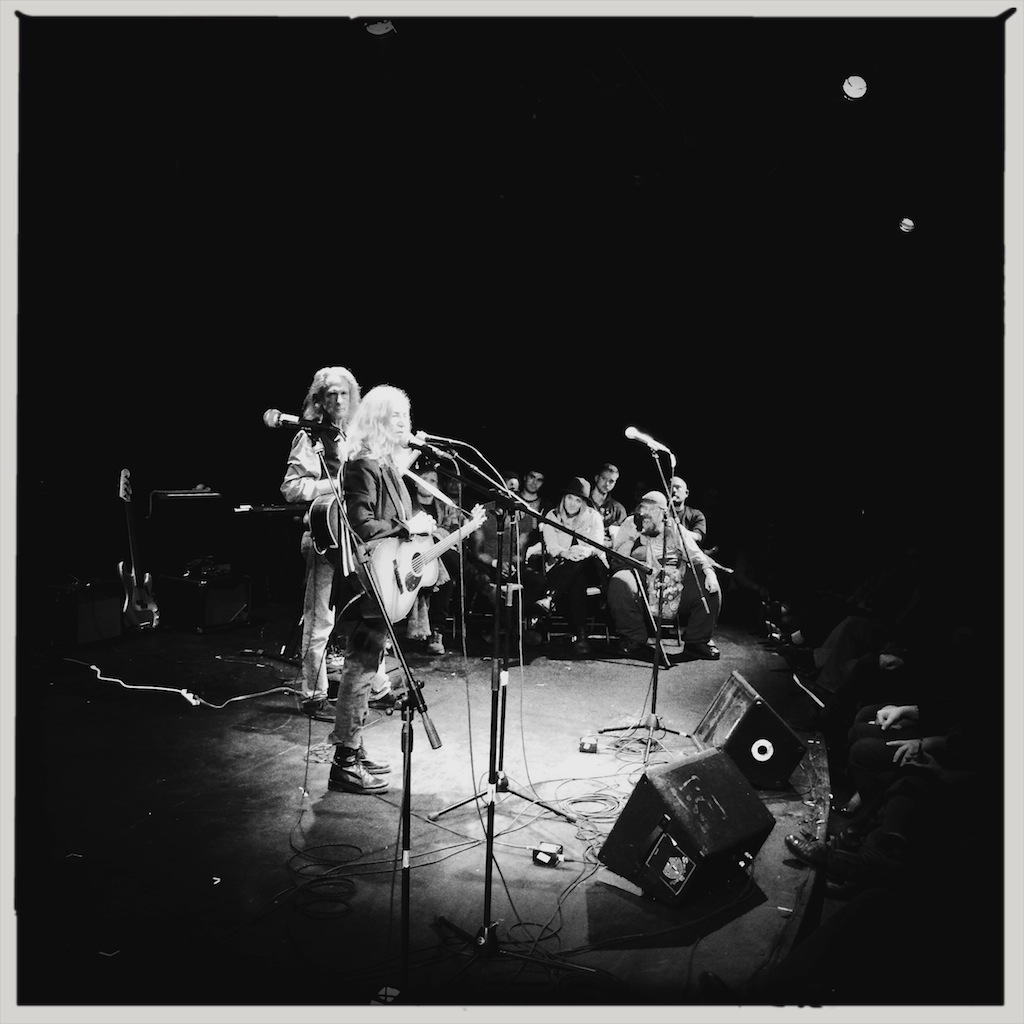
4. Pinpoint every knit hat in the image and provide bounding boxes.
[639,490,668,508]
